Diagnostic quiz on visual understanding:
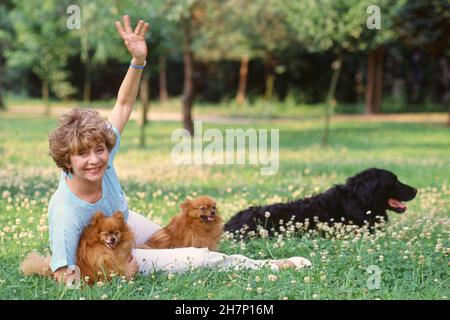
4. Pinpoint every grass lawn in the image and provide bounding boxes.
[0,107,448,300]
